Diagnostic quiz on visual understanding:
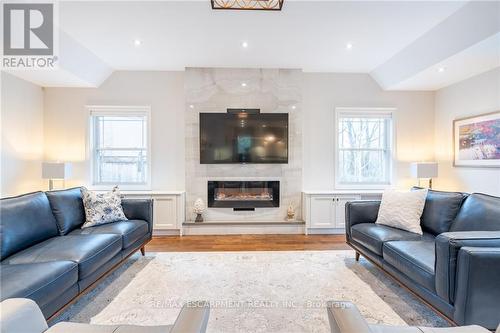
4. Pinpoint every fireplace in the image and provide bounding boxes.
[208,181,280,210]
